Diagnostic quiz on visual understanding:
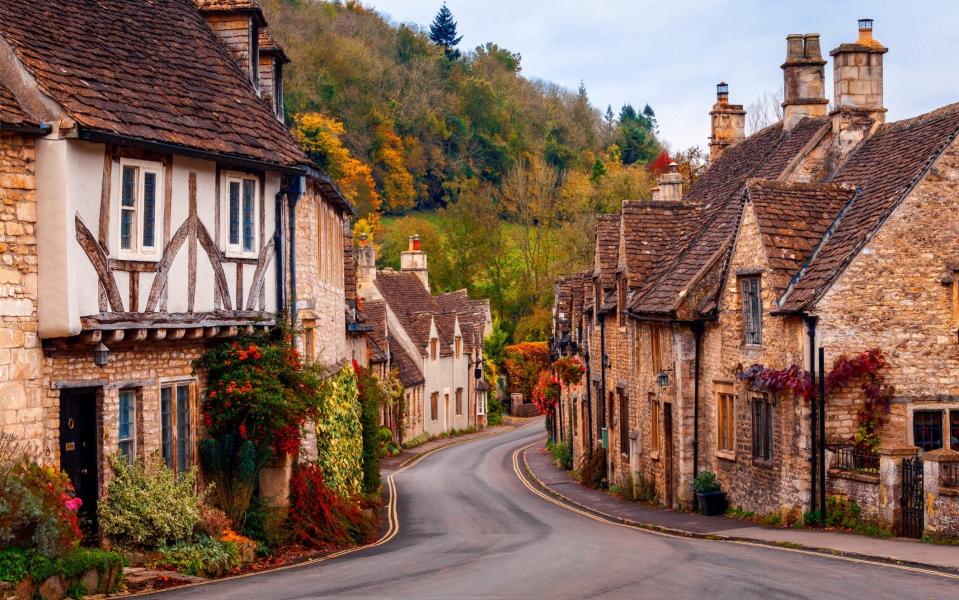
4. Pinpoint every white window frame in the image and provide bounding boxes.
[222,171,260,258]
[115,158,164,261]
